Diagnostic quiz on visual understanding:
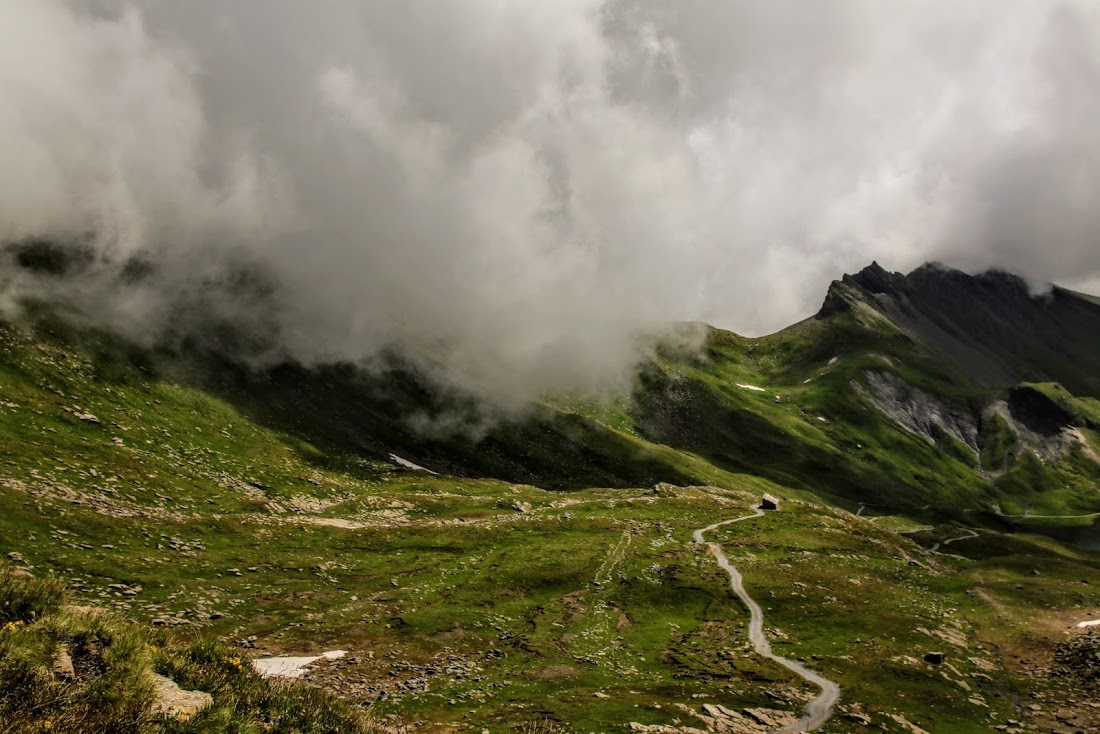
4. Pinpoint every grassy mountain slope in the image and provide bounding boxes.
[0,565,385,734]
[1,261,1099,733]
